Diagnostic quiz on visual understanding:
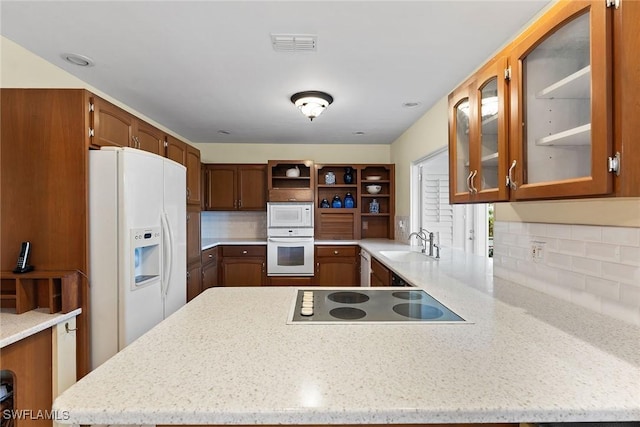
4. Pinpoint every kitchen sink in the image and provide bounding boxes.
[379,250,429,262]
